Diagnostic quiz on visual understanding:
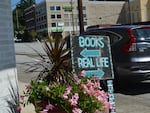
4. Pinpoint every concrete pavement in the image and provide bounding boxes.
[17,63,36,113]
[18,81,35,113]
